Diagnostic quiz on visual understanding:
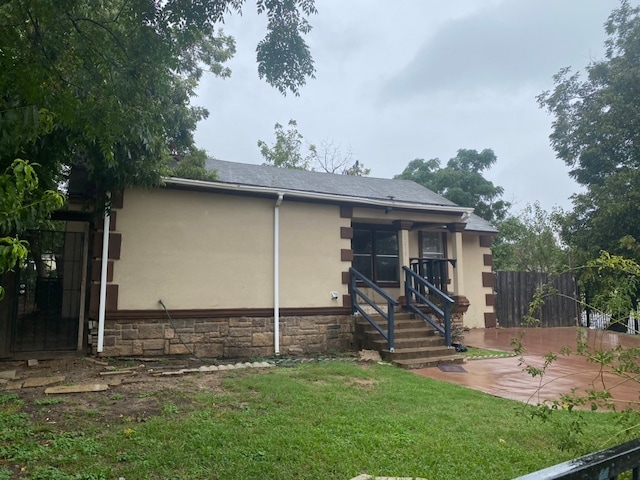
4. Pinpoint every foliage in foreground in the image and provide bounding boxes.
[0,362,630,480]
[1,0,317,197]
[515,252,640,450]
[0,159,64,300]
